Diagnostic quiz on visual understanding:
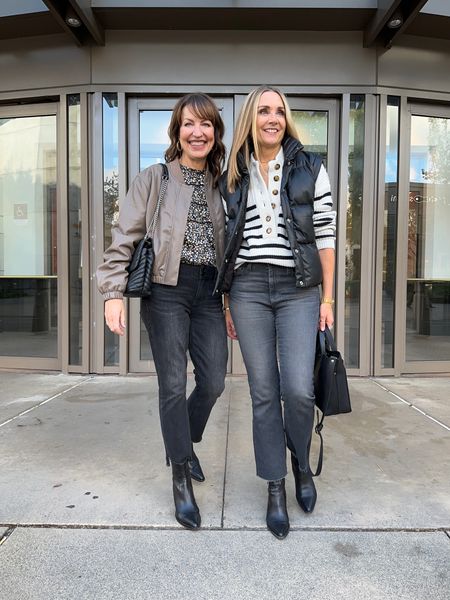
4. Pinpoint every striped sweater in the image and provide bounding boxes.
[235,148,336,268]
